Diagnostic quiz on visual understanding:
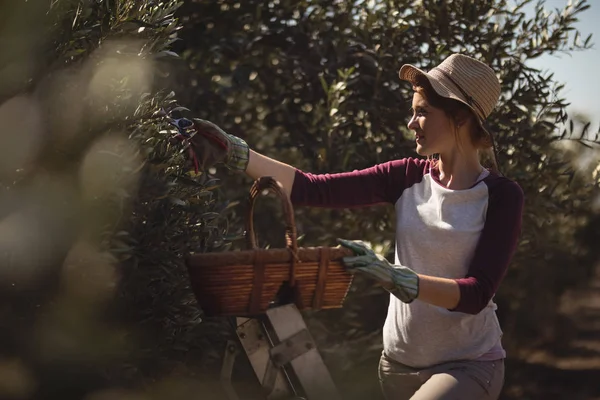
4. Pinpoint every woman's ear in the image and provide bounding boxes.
[455,108,474,128]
